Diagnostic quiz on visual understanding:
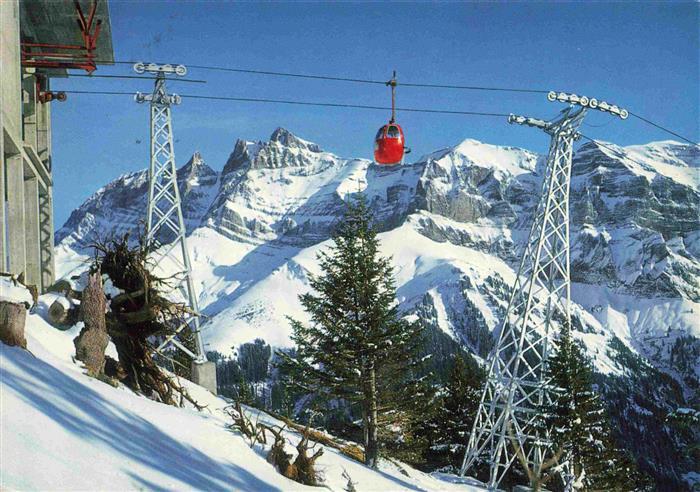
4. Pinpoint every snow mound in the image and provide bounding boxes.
[0,277,34,305]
